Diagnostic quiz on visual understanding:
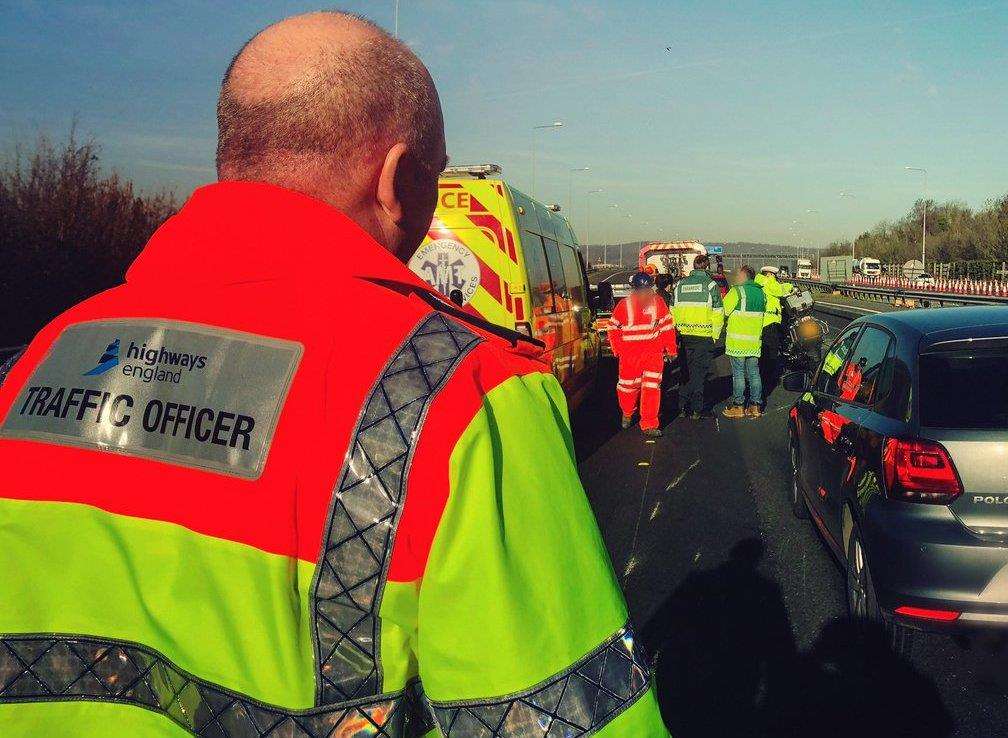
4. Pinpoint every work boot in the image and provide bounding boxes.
[643,427,663,438]
[722,405,746,419]
[745,405,763,418]
[621,415,634,429]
